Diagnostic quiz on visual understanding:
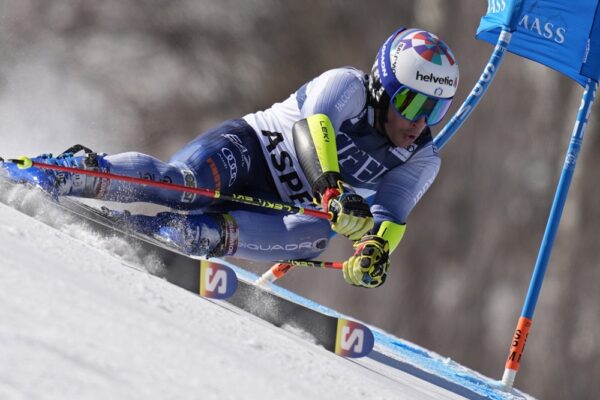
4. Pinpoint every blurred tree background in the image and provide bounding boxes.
[1,1,599,398]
